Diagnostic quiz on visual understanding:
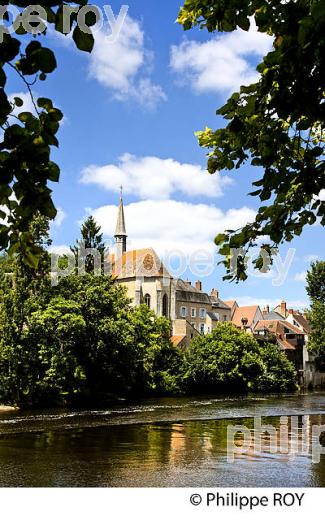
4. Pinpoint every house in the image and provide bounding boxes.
[286,308,313,385]
[254,319,305,372]
[224,300,238,319]
[210,289,232,322]
[232,305,264,332]
[172,319,199,349]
